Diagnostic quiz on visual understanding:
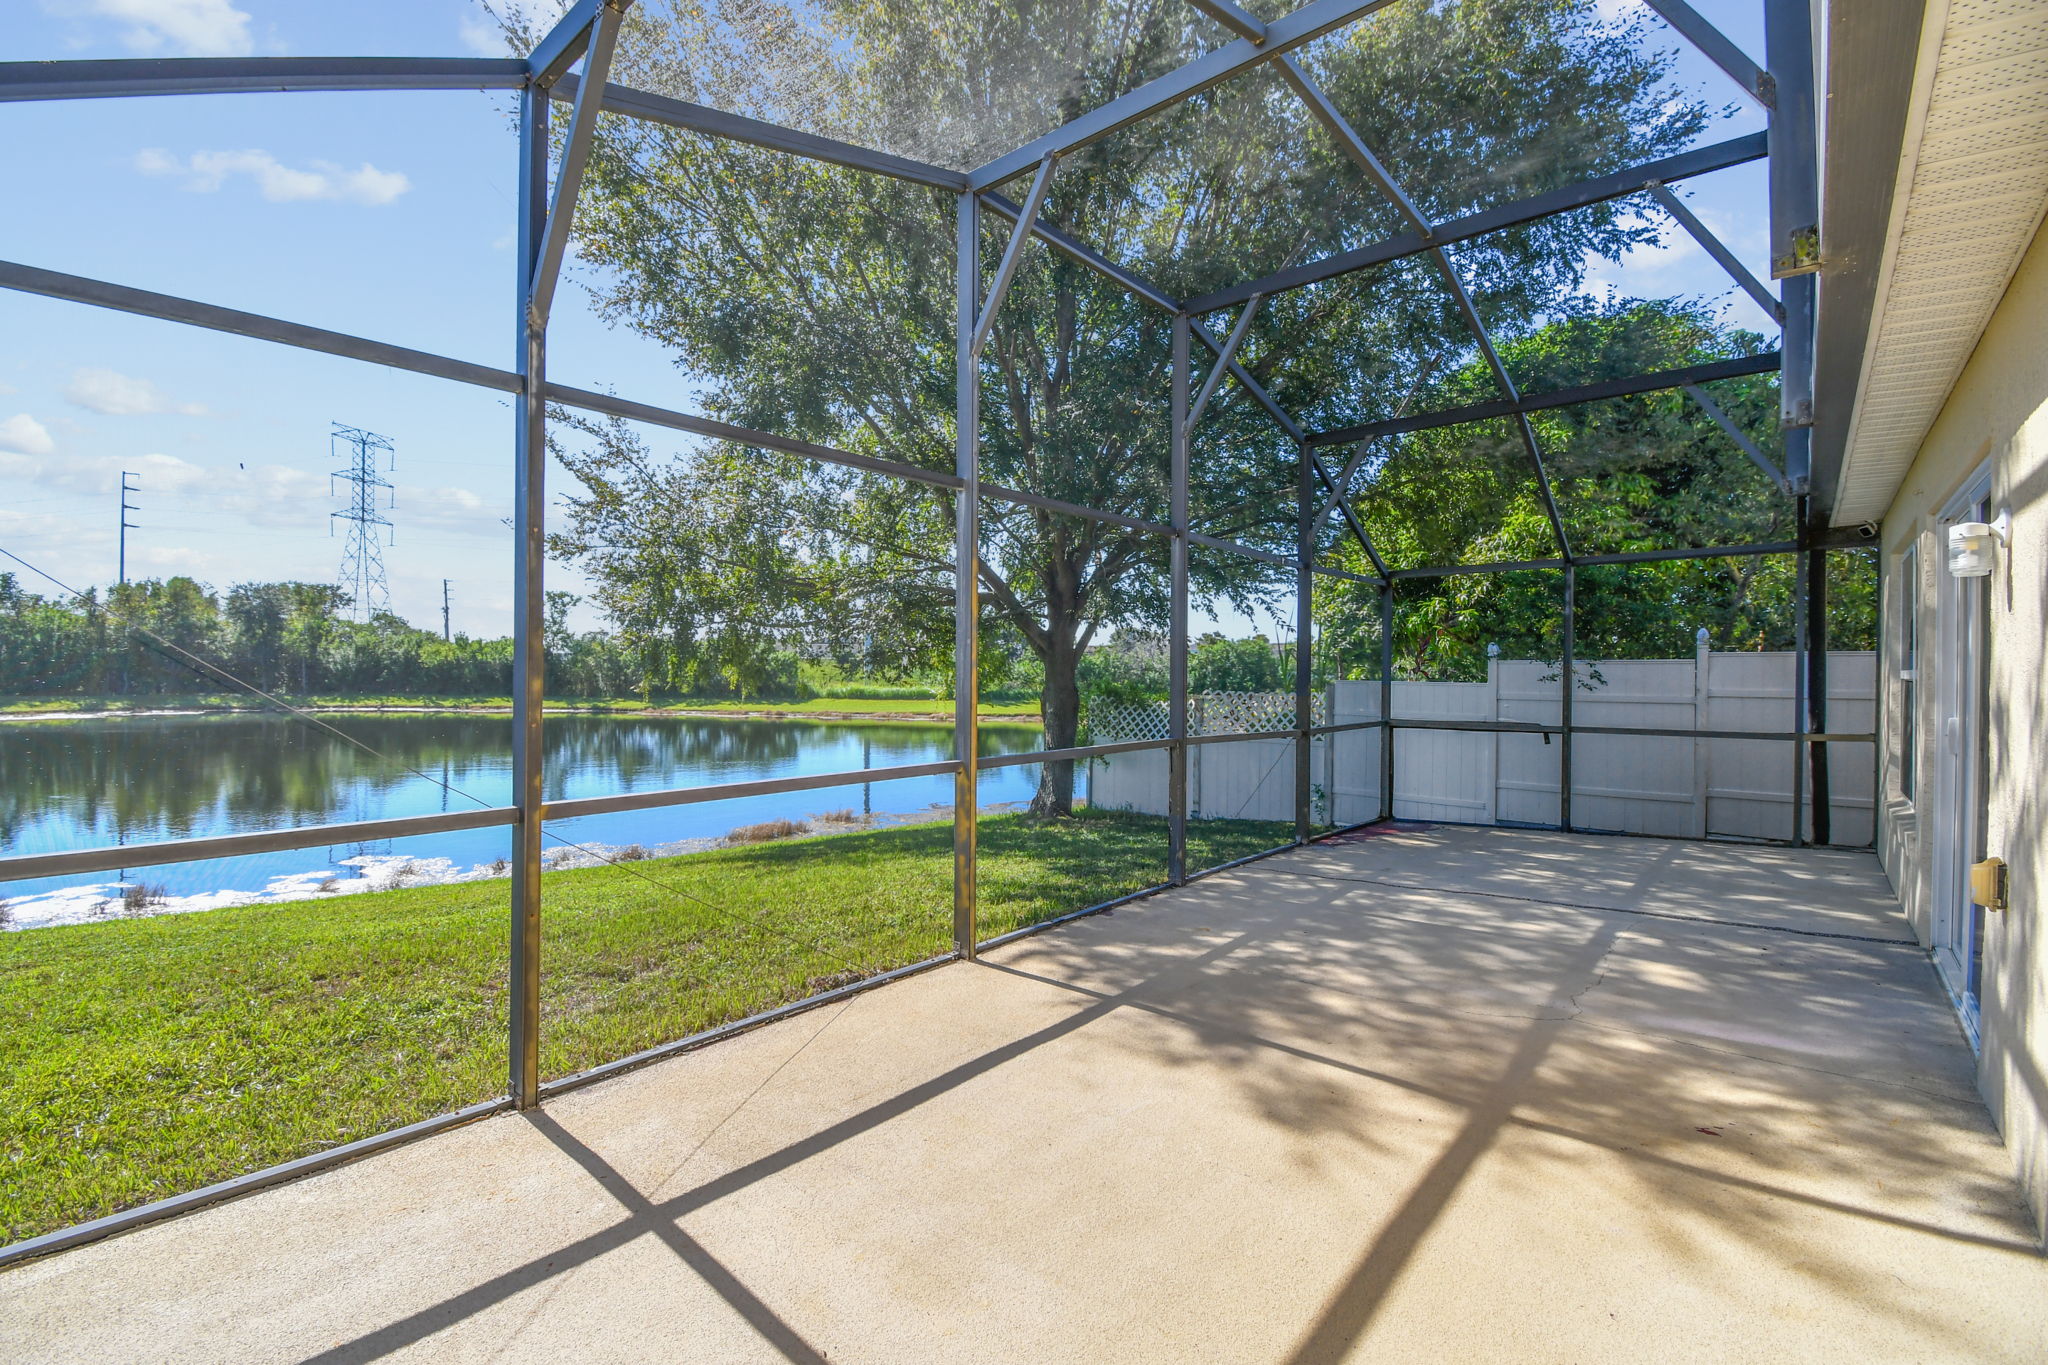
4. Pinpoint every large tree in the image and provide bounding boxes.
[525,0,1708,813]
